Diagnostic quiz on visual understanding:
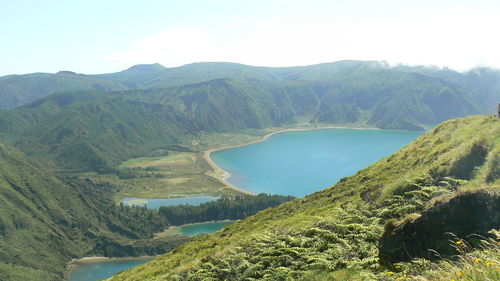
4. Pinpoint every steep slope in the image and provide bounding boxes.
[312,69,485,129]
[0,90,198,172]
[394,65,500,105]
[154,73,484,130]
[0,71,127,109]
[109,115,499,280]
[0,143,189,281]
